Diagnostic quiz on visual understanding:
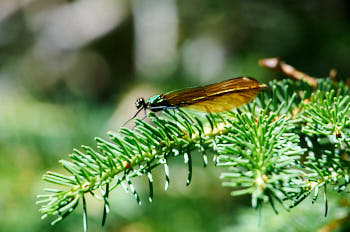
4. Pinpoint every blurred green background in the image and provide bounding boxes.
[1,0,350,231]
